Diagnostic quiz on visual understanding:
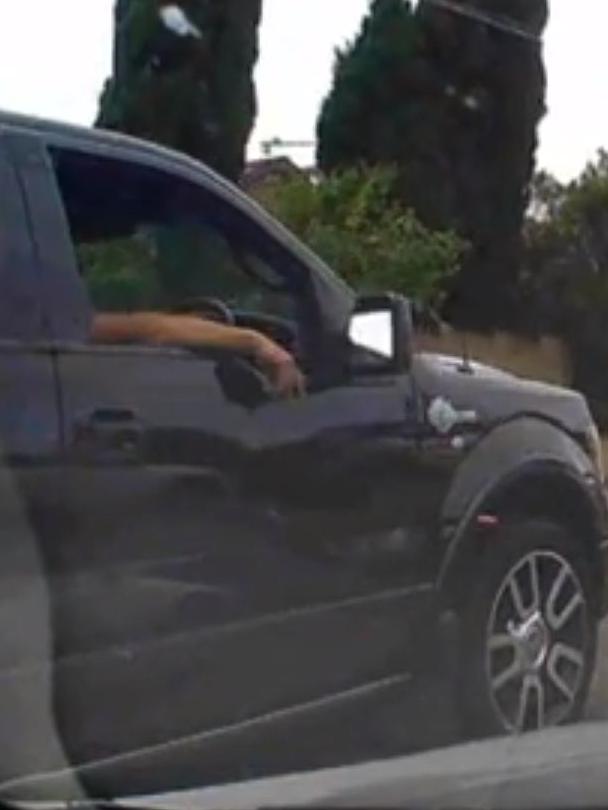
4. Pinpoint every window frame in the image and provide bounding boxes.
[48,143,313,336]
[0,132,51,342]
[10,125,352,375]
